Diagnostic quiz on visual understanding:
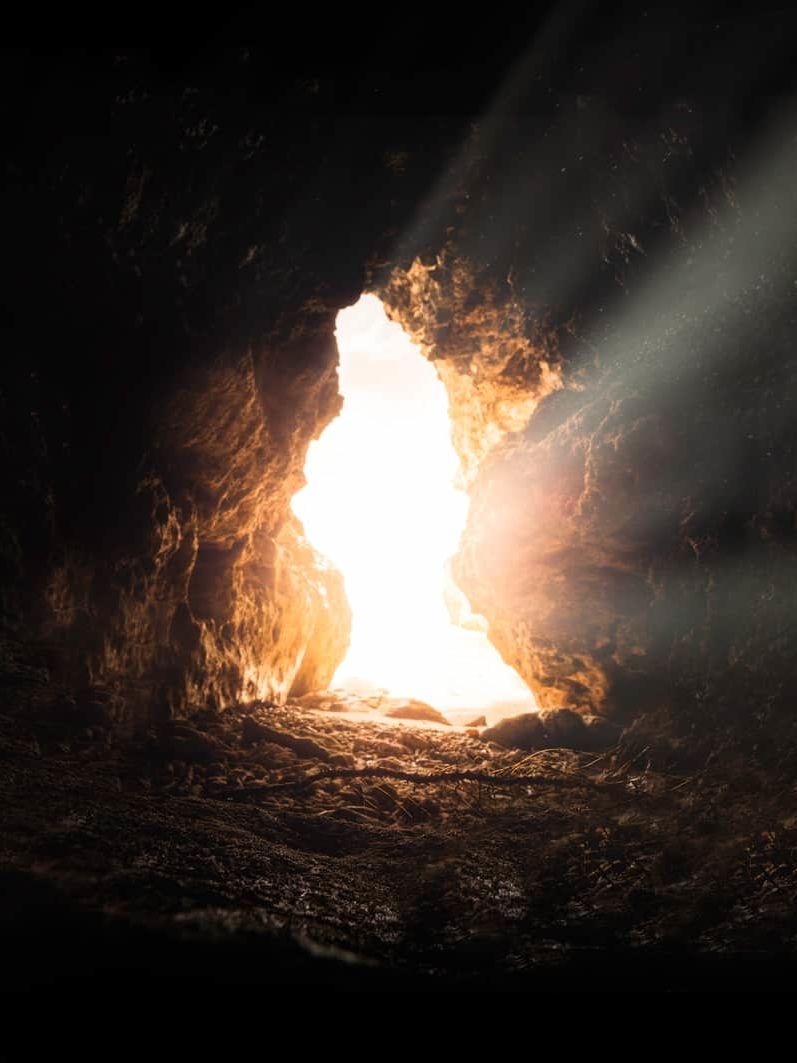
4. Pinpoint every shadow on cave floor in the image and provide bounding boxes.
[3,690,797,994]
